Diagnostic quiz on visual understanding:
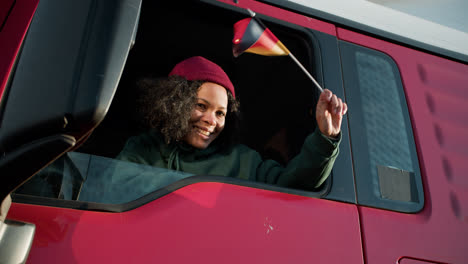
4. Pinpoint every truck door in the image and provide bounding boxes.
[7,1,365,263]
